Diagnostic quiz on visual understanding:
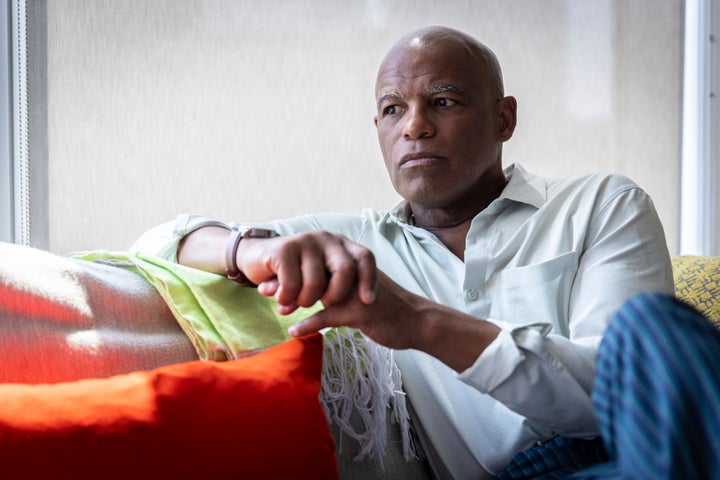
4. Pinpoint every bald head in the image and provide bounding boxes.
[376,26,505,98]
[372,25,517,219]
